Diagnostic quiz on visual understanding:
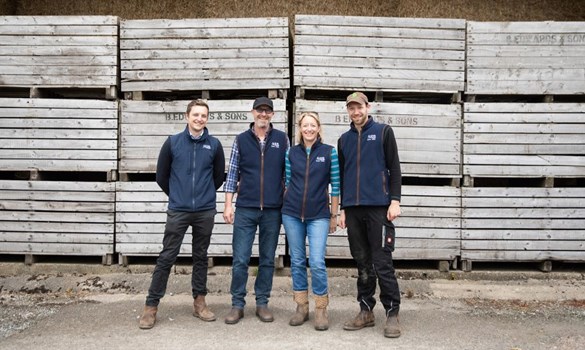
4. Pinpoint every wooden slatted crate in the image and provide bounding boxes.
[326,185,461,265]
[466,21,585,95]
[463,103,585,178]
[119,99,287,174]
[0,98,118,173]
[462,187,585,268]
[295,99,462,177]
[115,182,286,263]
[120,18,289,93]
[0,16,118,94]
[0,180,115,263]
[294,15,466,93]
